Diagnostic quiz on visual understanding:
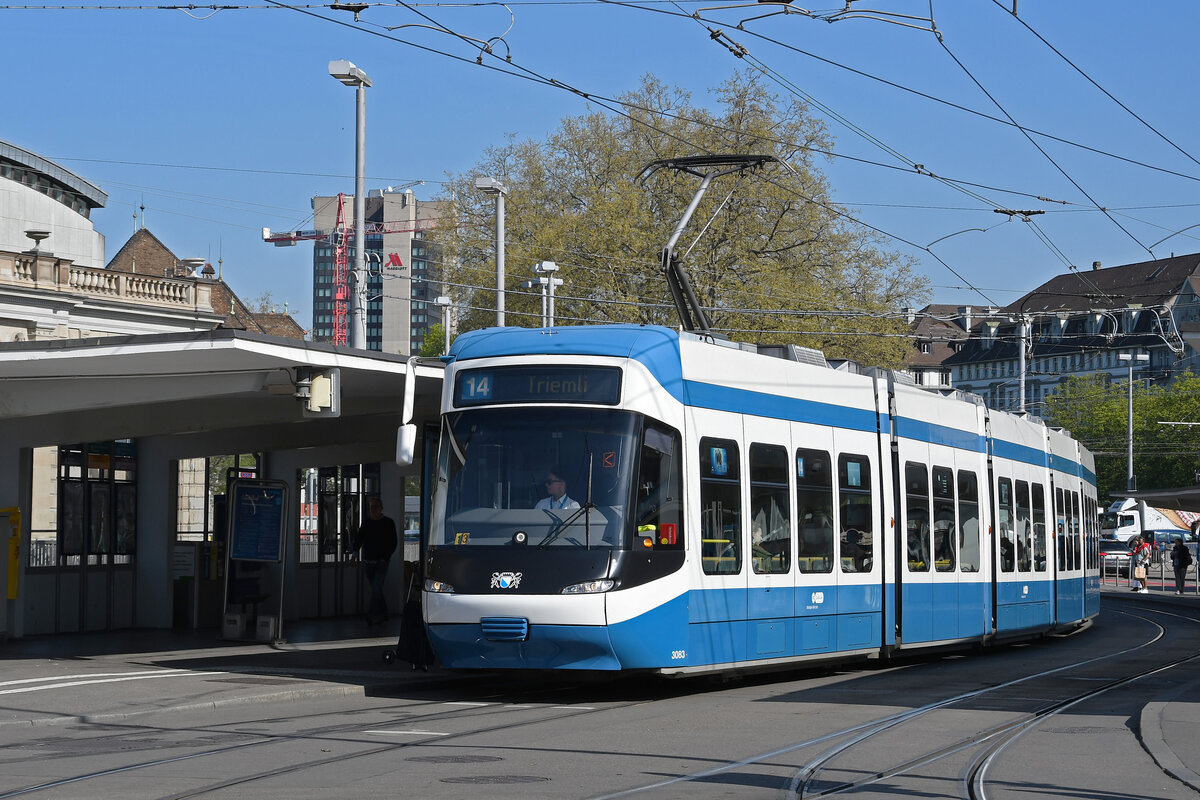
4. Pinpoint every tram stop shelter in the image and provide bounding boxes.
[1117,488,1200,515]
[0,329,445,640]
